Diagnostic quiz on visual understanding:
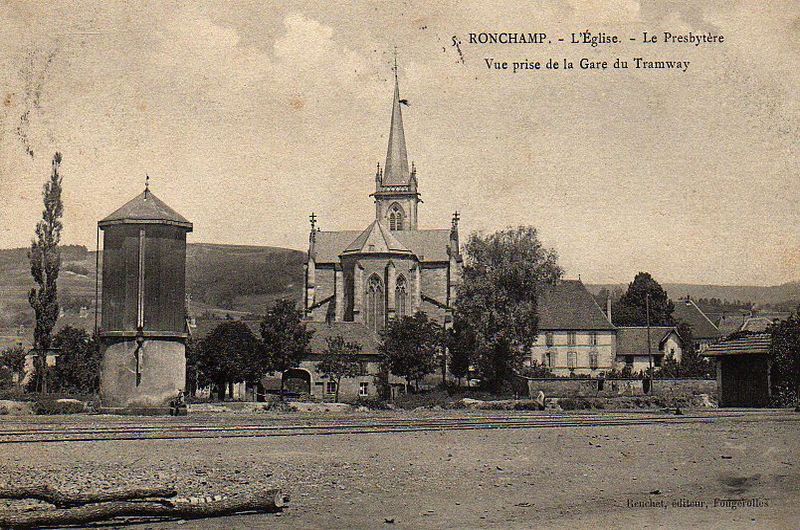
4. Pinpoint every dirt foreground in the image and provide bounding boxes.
[0,410,798,529]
